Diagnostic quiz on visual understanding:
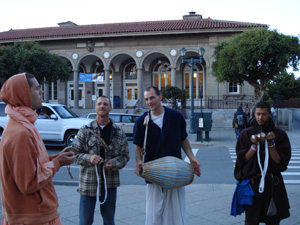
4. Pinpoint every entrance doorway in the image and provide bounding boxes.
[123,62,138,108]
[95,83,113,106]
[68,82,85,108]
[124,83,138,108]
